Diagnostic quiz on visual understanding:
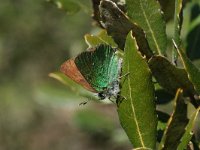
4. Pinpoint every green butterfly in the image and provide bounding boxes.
[60,44,122,100]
